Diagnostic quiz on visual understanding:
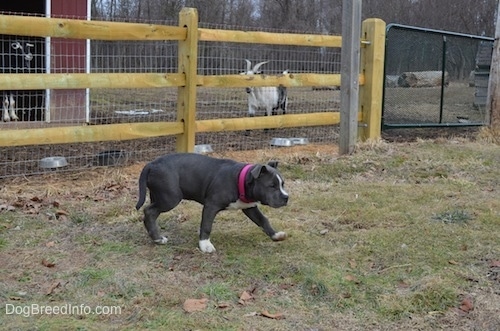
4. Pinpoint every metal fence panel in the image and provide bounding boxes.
[383,24,494,129]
